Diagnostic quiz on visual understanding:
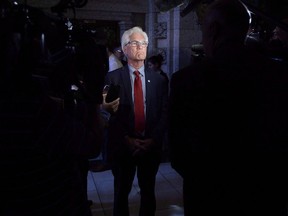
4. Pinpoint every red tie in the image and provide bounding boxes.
[133,71,145,134]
